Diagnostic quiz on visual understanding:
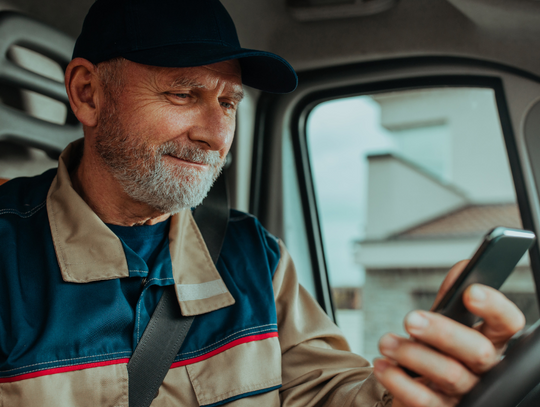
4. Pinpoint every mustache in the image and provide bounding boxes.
[157,141,223,167]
